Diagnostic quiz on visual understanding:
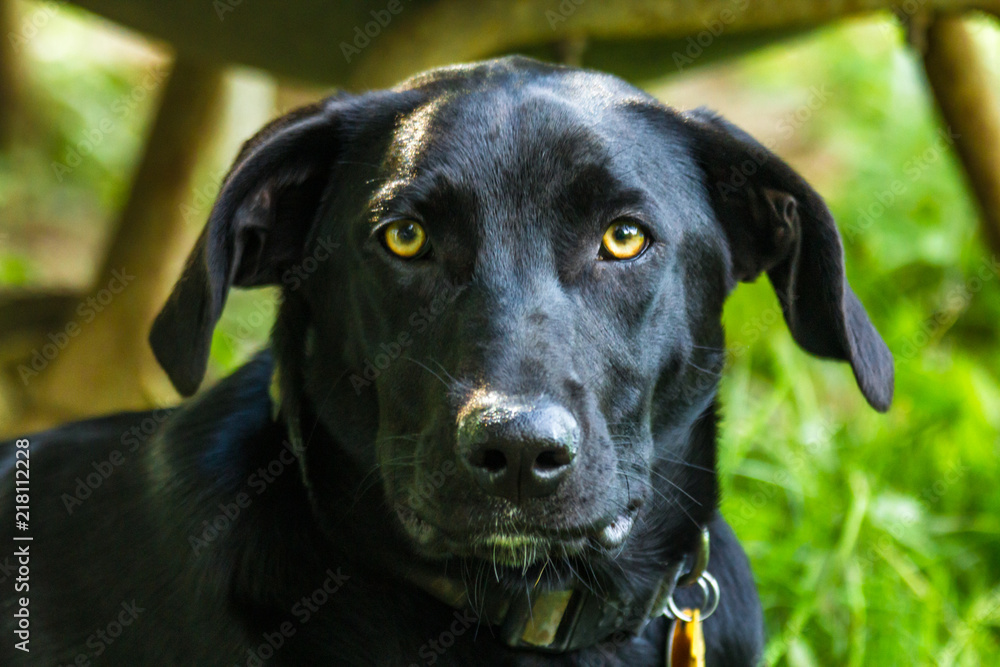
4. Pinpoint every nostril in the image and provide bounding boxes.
[534,447,572,472]
[478,448,507,473]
